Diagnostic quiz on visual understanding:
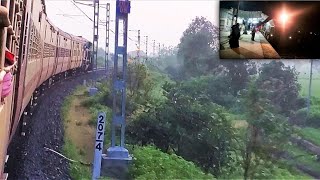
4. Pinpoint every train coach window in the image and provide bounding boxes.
[38,12,42,22]
[44,24,47,40]
[50,31,53,42]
